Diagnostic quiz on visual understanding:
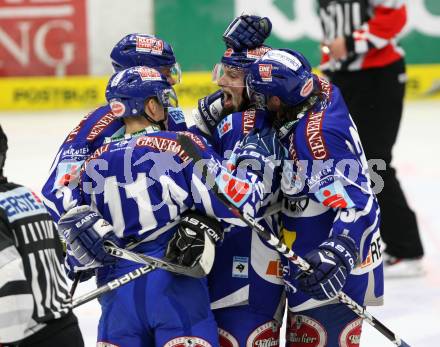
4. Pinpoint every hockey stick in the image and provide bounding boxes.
[71,264,155,308]
[177,134,411,347]
[104,243,206,278]
[69,272,82,297]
